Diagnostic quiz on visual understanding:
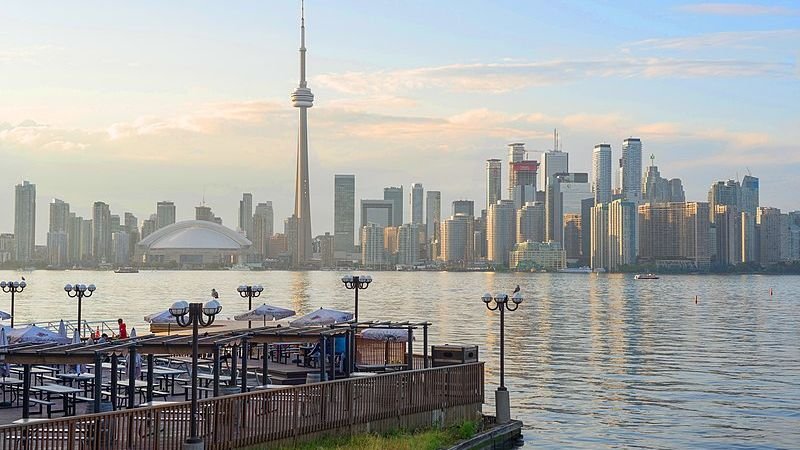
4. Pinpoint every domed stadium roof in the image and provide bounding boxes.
[139,220,251,251]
